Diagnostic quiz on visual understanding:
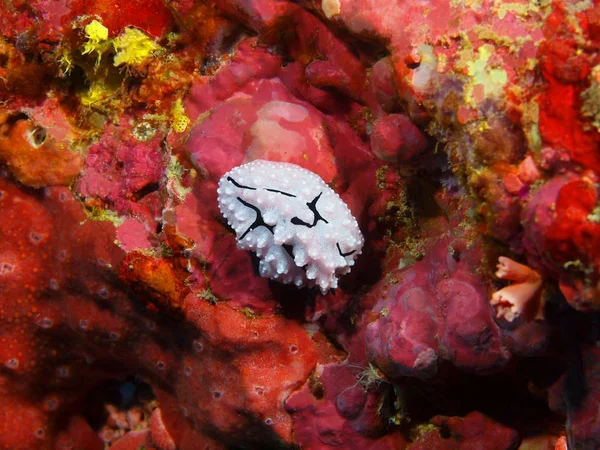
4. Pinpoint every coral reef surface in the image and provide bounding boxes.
[0,0,599,449]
